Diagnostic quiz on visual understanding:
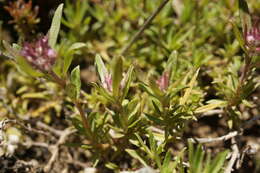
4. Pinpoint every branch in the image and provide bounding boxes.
[224,138,240,173]
[120,0,170,55]
[36,121,63,136]
[189,131,239,144]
